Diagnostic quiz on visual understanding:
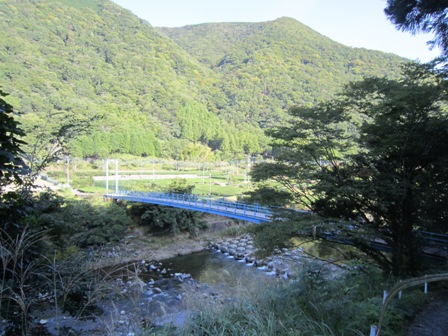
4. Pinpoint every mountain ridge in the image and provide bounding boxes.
[0,0,406,160]
[160,16,405,127]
